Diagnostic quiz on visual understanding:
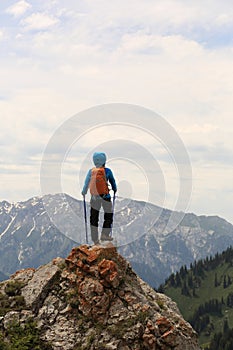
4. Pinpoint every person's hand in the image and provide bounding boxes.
[81,191,86,197]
